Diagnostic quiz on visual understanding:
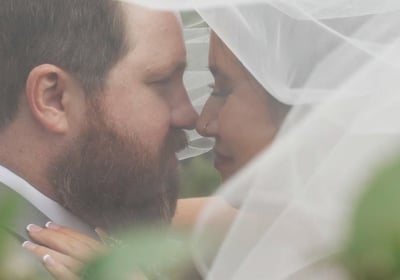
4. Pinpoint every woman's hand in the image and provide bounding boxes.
[23,222,107,280]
